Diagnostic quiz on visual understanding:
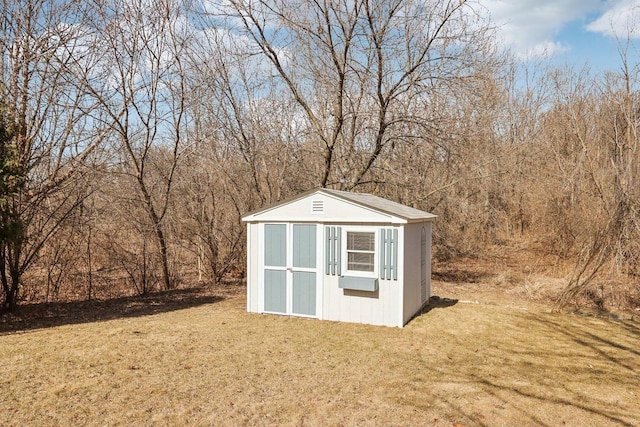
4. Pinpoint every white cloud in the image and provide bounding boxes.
[586,0,640,38]
[519,41,570,60]
[480,0,600,59]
